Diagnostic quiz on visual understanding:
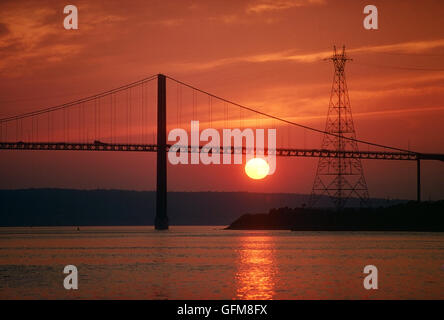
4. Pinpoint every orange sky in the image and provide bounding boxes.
[0,0,443,200]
